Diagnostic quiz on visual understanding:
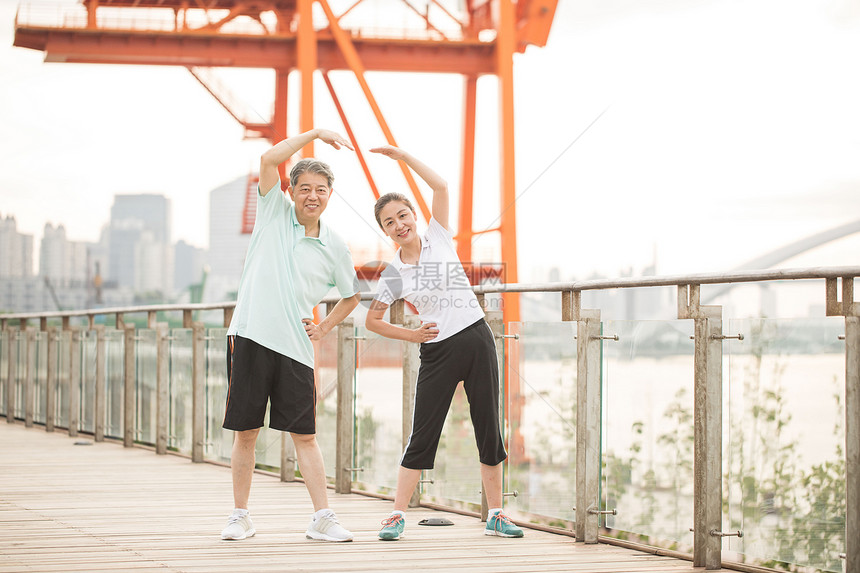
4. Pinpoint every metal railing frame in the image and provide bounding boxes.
[1,265,857,572]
